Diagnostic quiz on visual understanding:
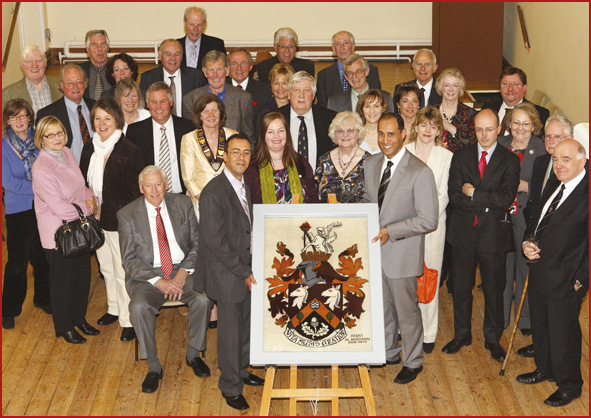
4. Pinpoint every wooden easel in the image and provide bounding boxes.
[259,194,376,416]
